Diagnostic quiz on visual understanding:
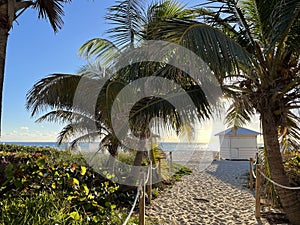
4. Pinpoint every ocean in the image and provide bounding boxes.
[2,141,217,163]
[2,142,209,151]
[2,142,67,149]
